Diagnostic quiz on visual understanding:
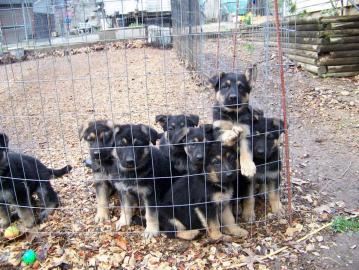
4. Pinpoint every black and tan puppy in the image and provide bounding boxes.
[234,116,285,221]
[0,133,72,228]
[155,114,199,132]
[209,66,257,178]
[159,141,248,240]
[159,125,213,175]
[111,124,171,238]
[80,120,117,223]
